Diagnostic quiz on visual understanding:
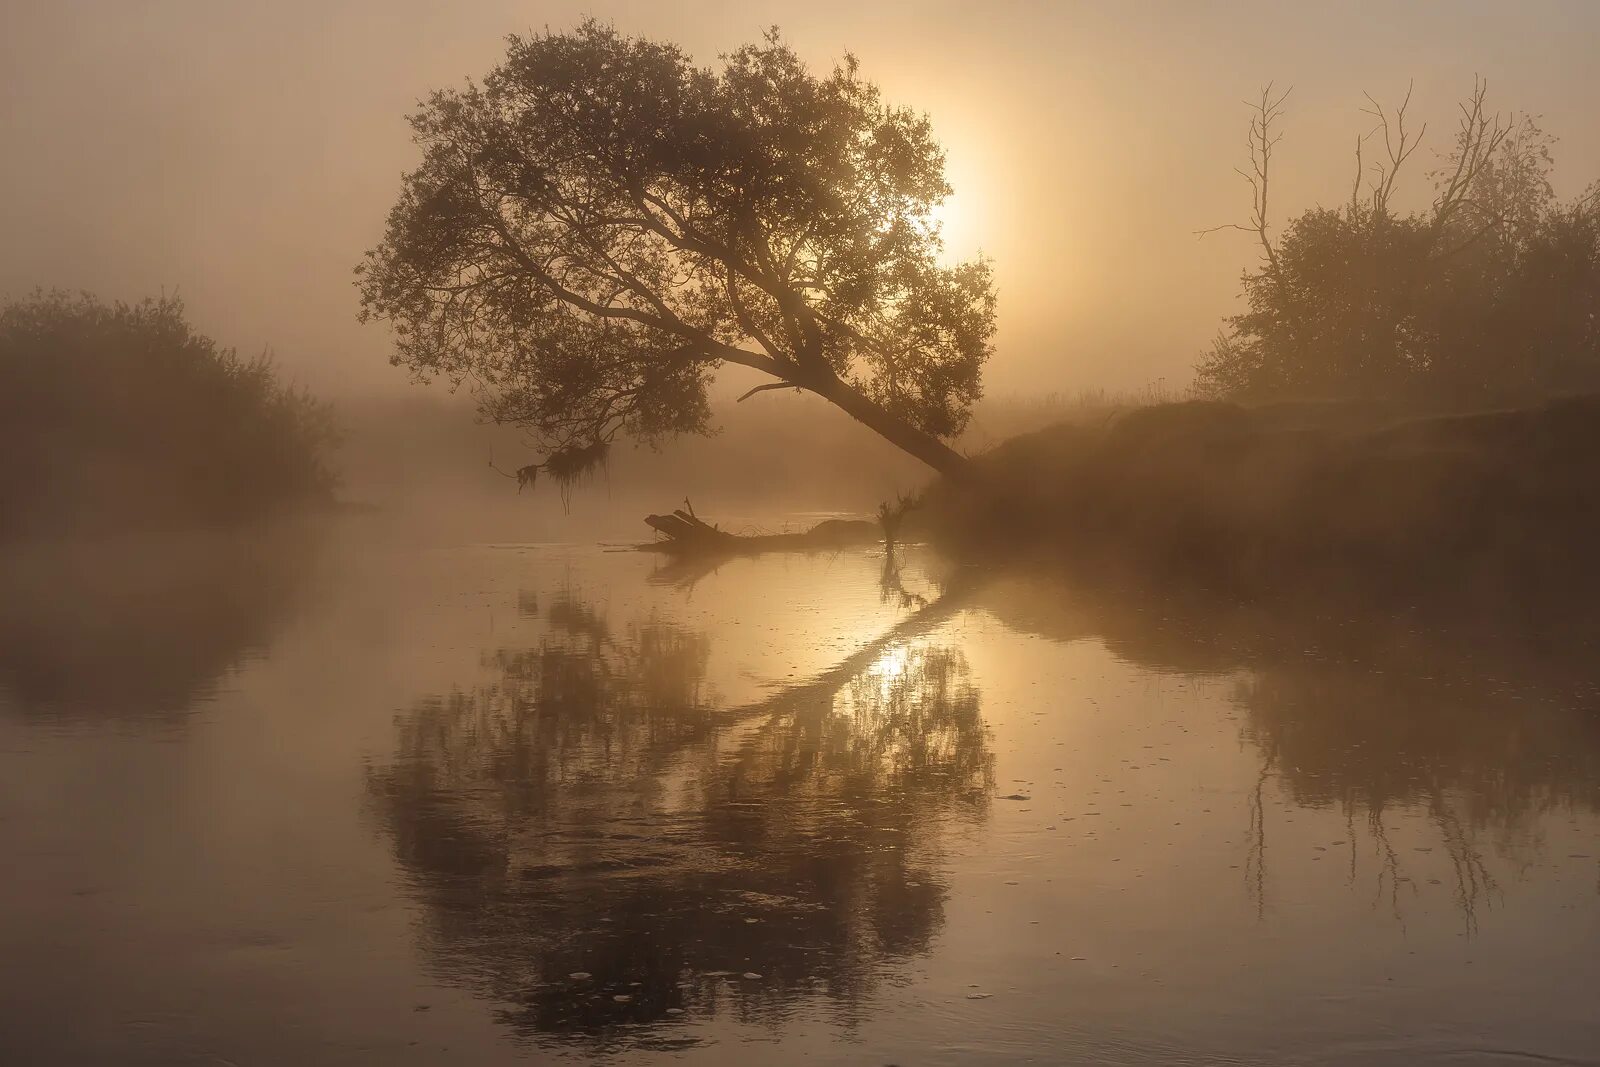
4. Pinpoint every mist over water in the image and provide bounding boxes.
[3,517,1597,1065]
[6,5,1600,1064]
